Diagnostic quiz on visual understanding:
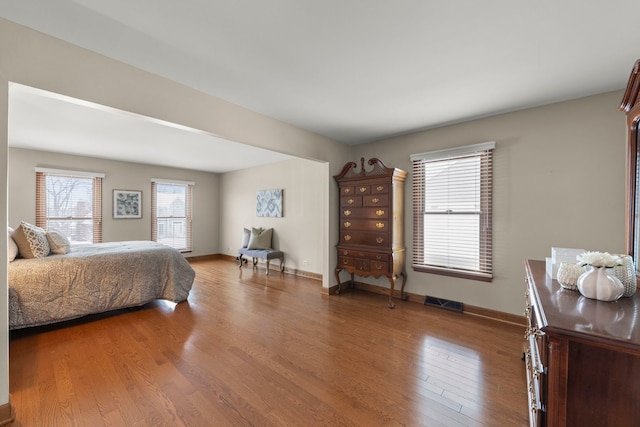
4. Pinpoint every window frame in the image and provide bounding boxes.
[619,59,640,273]
[35,168,104,244]
[151,178,194,253]
[411,142,494,282]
